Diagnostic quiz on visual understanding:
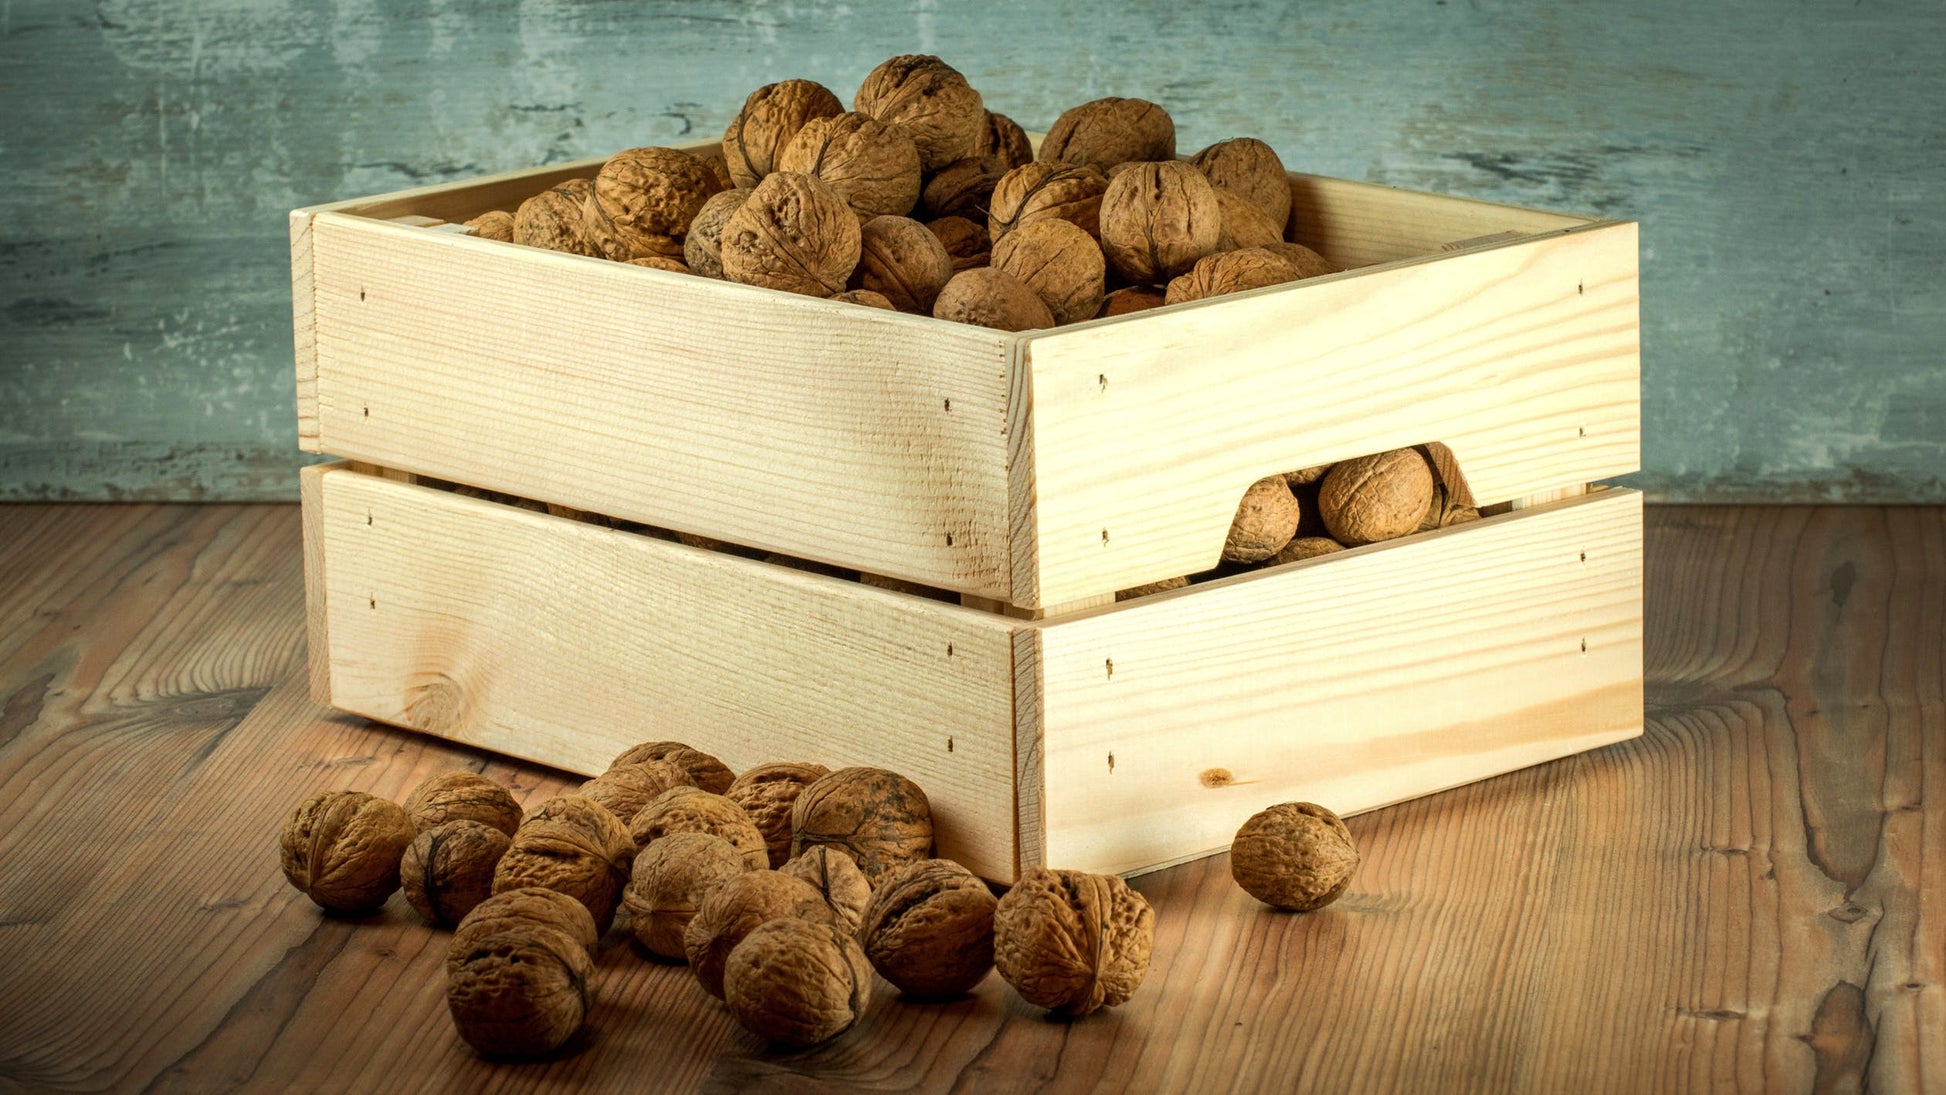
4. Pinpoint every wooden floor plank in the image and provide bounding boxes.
[0,504,1938,1093]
